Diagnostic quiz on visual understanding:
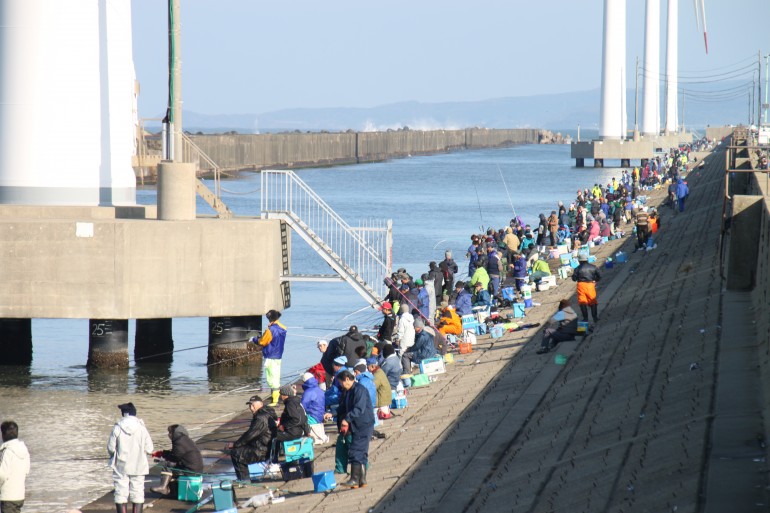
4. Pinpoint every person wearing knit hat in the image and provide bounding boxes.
[572,250,601,323]
[250,309,287,406]
[275,384,308,445]
[107,403,153,510]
